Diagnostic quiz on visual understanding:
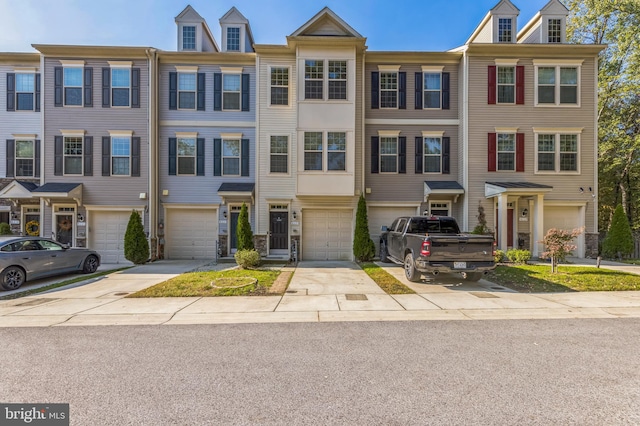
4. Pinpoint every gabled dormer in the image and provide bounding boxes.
[289,6,363,39]
[219,7,254,53]
[518,0,569,44]
[175,5,219,52]
[466,0,520,44]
